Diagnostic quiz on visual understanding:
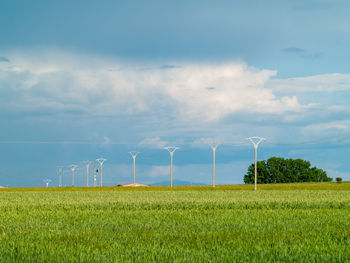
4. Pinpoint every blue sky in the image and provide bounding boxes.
[1,0,350,187]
